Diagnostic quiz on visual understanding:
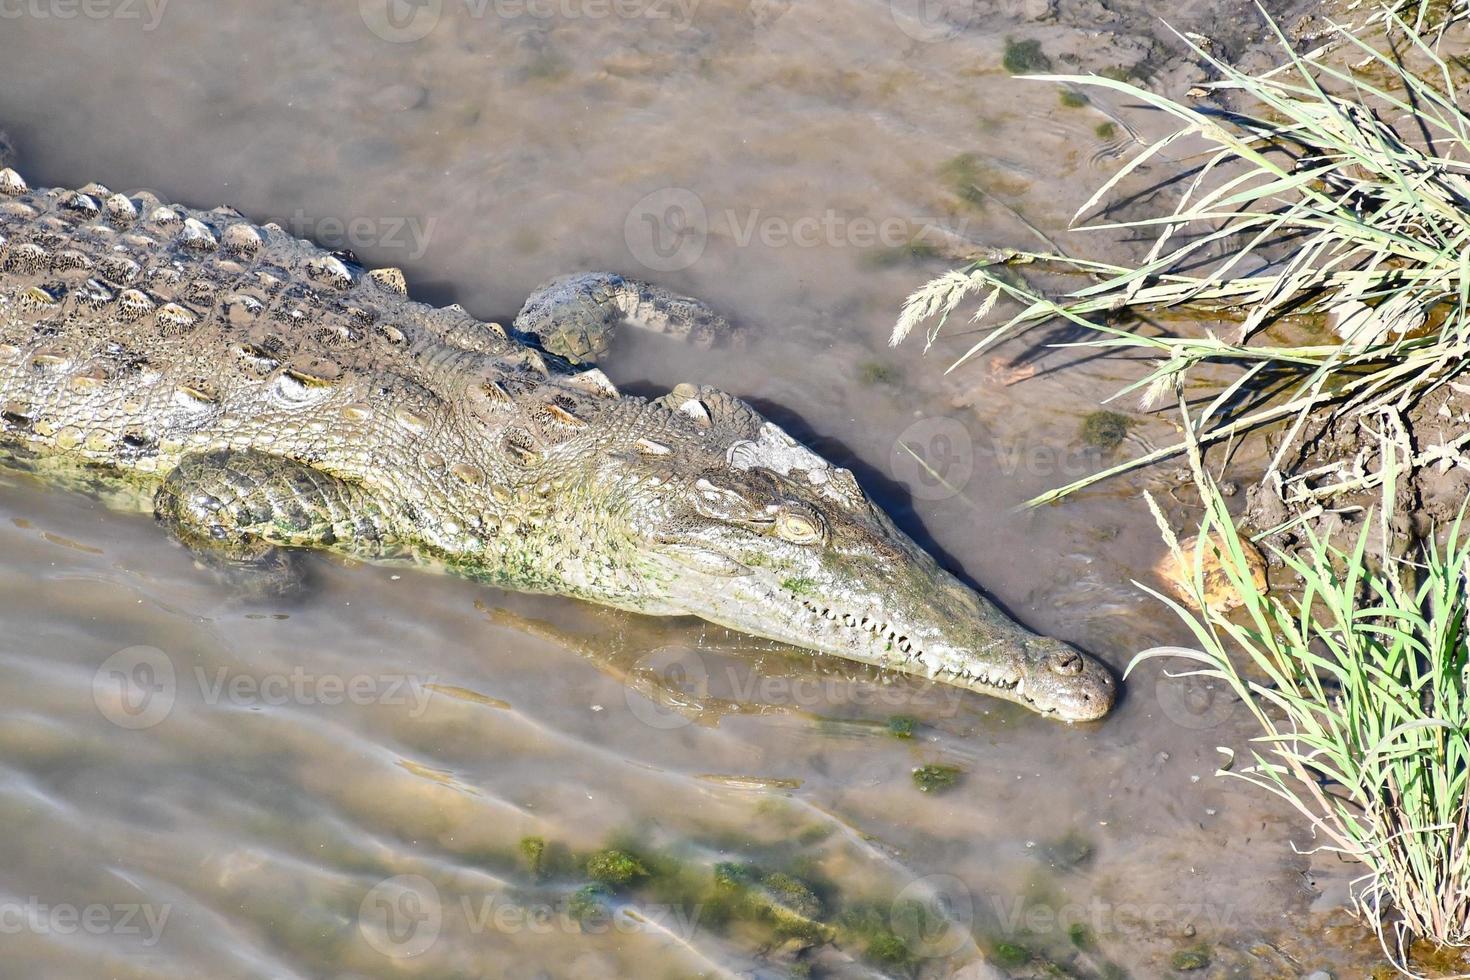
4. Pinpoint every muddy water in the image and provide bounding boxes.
[0,1,1393,977]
